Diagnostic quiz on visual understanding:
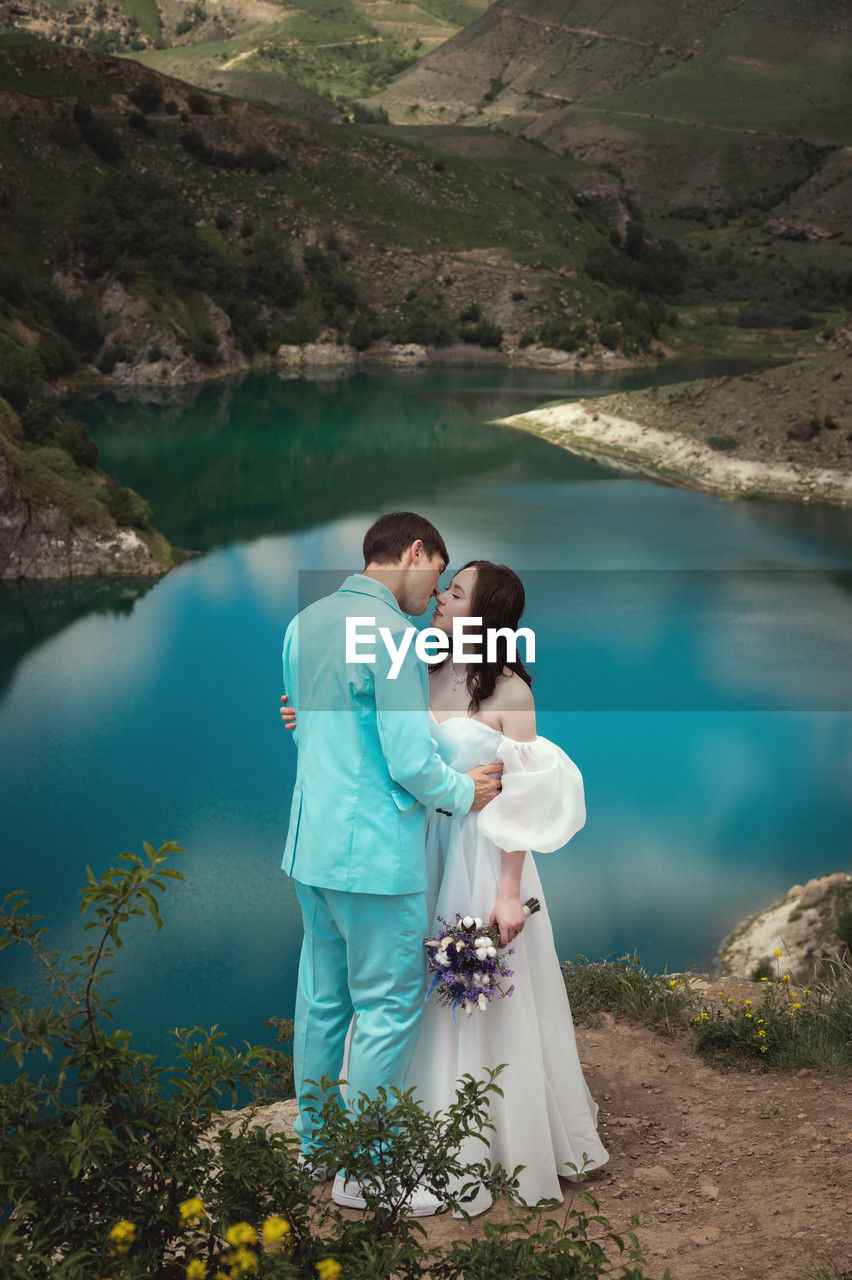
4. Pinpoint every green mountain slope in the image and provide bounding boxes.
[376,0,852,236]
[1,0,491,112]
